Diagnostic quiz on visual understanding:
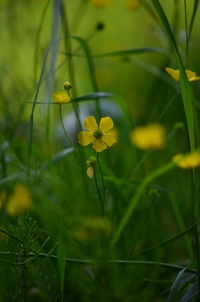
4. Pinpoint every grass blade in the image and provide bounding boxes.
[92,47,167,58]
[168,264,192,301]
